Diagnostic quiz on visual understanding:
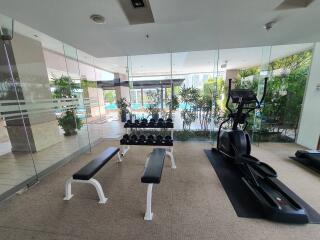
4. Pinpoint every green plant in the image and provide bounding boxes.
[51,75,79,98]
[58,110,82,136]
[51,75,83,135]
[116,97,129,112]
[231,49,312,141]
[145,90,161,118]
[179,86,200,130]
[166,94,179,118]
